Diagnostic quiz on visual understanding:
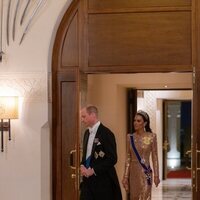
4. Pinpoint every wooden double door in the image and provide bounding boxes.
[52,0,200,199]
[52,69,200,200]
